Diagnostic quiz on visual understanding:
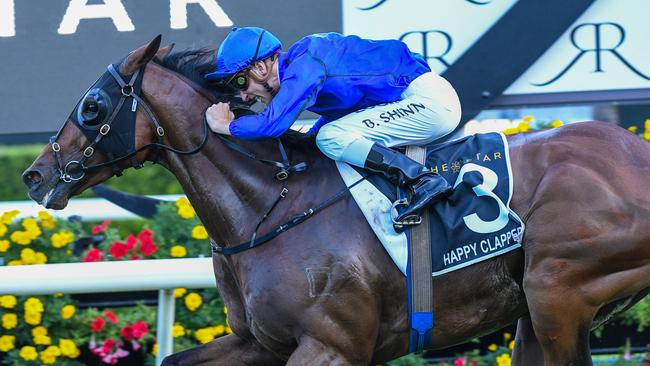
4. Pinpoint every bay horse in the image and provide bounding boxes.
[23,36,650,366]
